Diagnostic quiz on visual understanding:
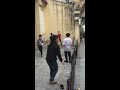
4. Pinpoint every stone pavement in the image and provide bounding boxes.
[35,46,73,90]
[74,42,85,90]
